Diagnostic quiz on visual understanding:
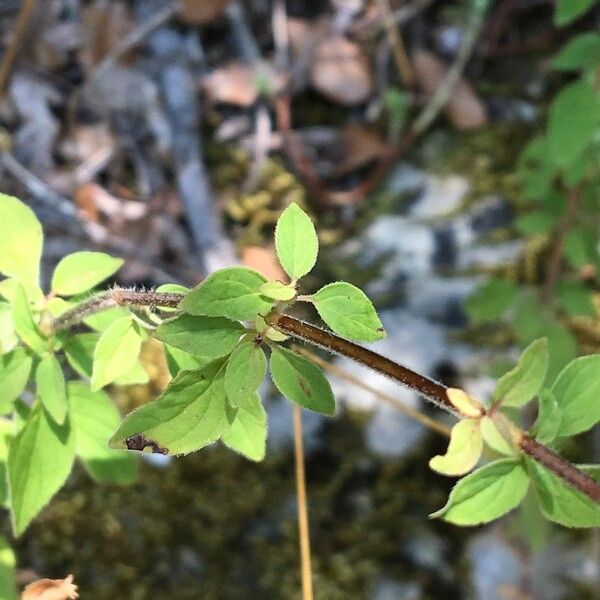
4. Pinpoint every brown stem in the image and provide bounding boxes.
[268,312,600,506]
[519,435,600,504]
